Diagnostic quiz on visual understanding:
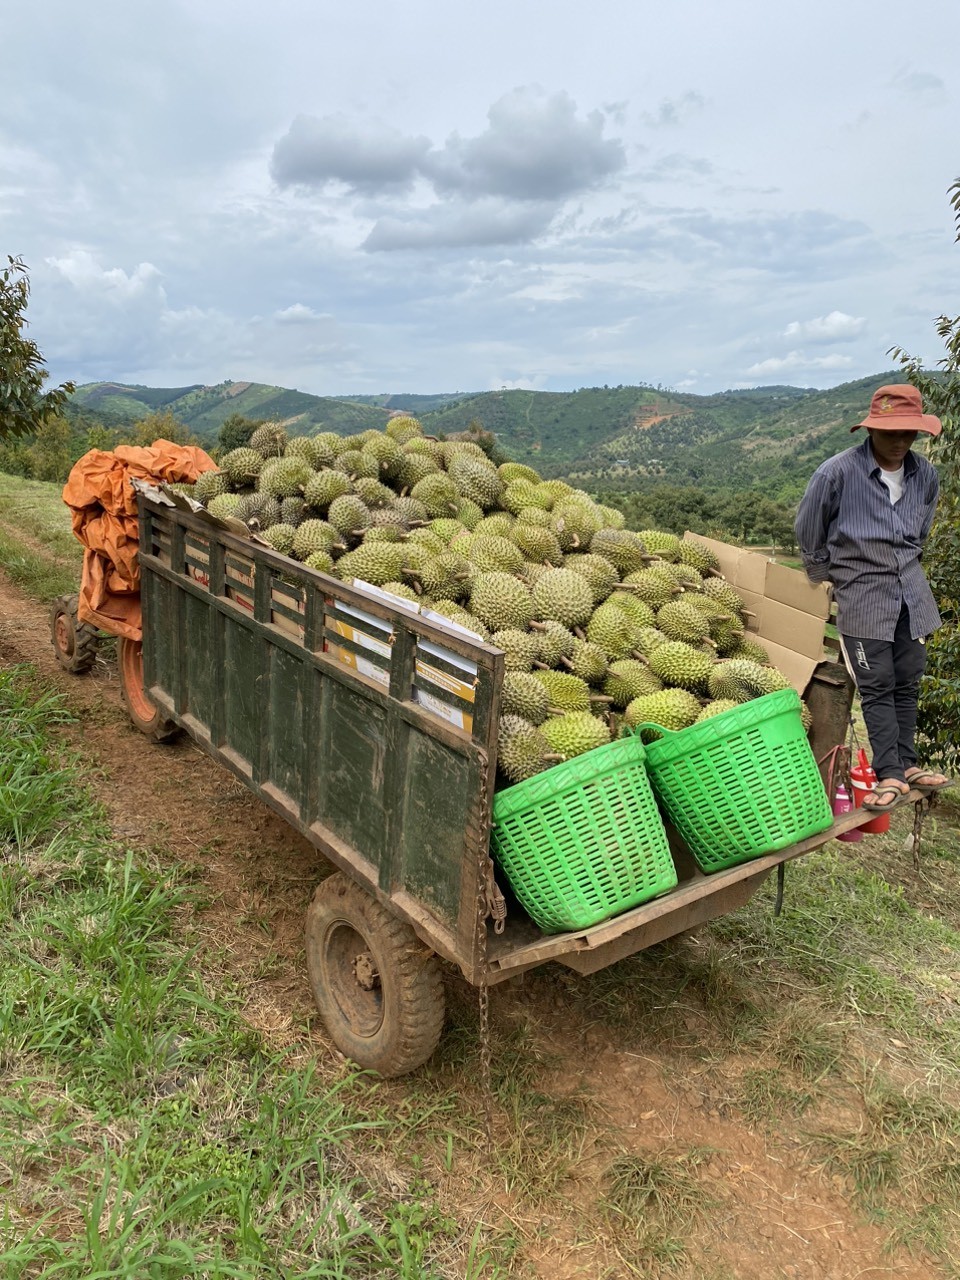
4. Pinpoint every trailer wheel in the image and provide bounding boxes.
[50,595,99,675]
[305,873,445,1077]
[118,637,180,742]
